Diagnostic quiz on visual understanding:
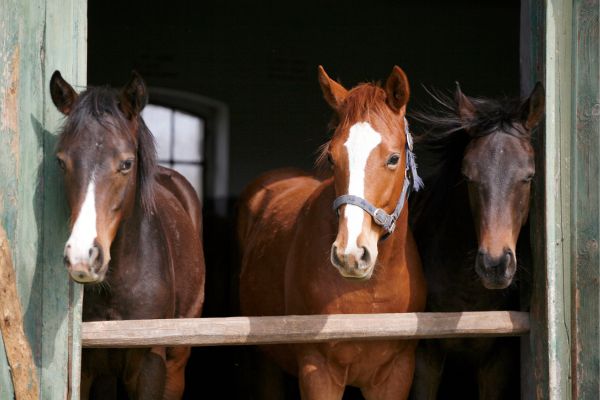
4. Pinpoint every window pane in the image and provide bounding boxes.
[173,111,203,162]
[143,105,172,161]
[172,163,203,198]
